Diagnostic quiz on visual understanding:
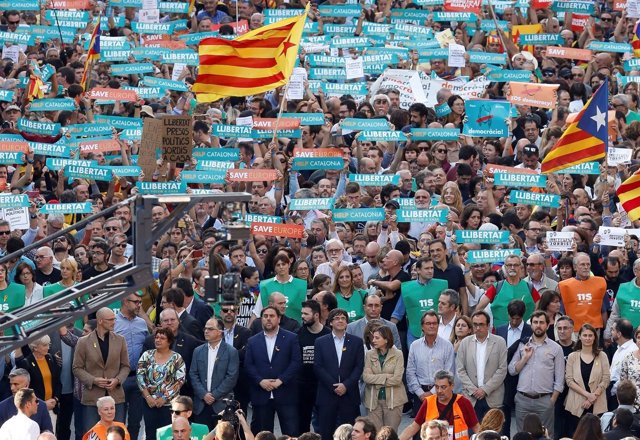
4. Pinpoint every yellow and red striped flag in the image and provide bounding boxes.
[80,14,101,91]
[26,73,44,102]
[632,19,640,58]
[541,78,609,174]
[618,169,640,221]
[193,4,309,102]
